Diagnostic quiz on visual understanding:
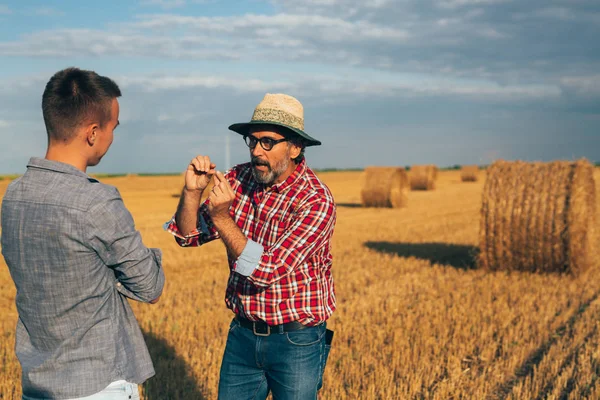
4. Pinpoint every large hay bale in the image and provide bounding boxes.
[461,165,479,182]
[410,165,438,190]
[479,159,597,275]
[361,167,408,208]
